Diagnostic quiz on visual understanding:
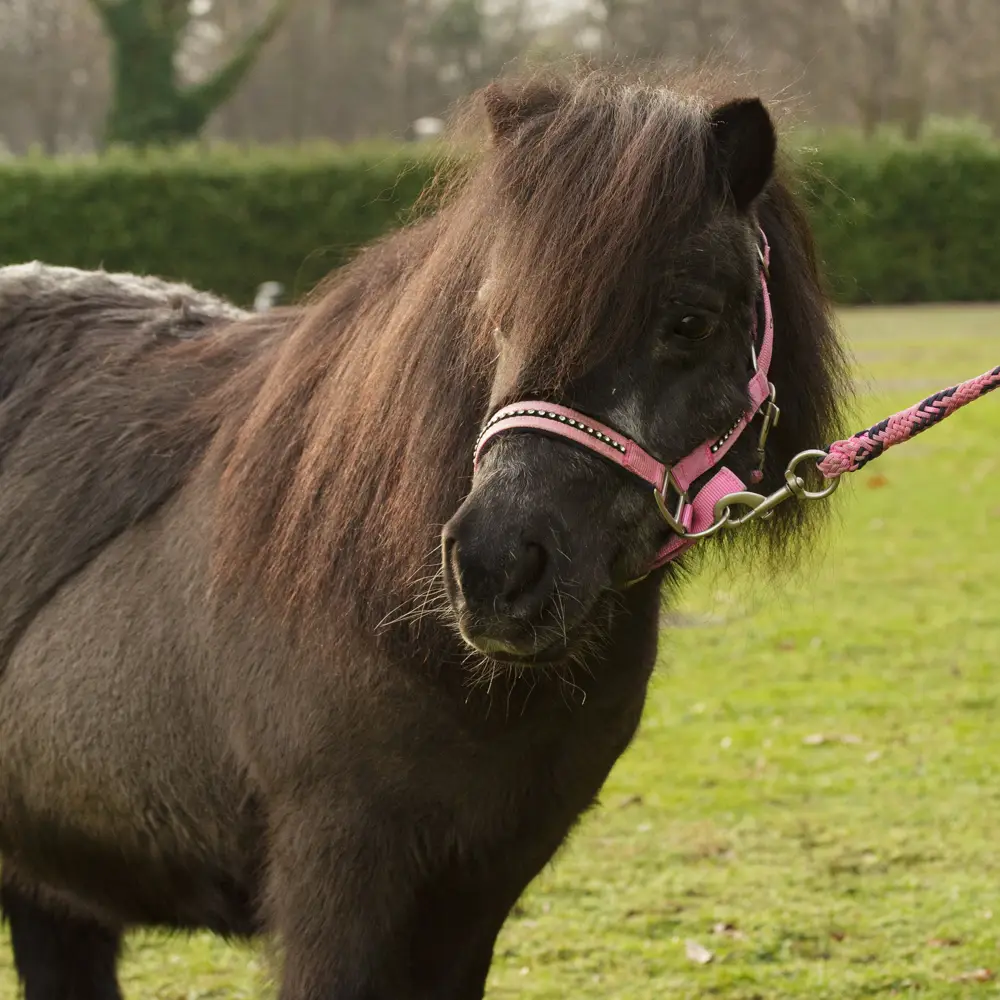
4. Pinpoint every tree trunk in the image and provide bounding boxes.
[91,0,294,147]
